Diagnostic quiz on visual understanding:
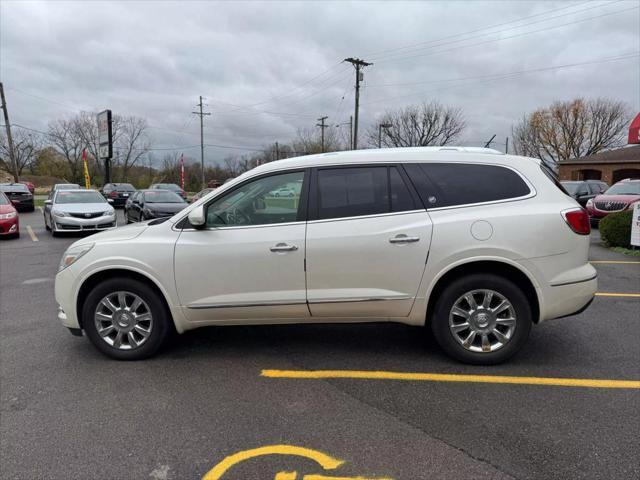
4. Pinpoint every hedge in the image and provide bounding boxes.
[599,210,633,248]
